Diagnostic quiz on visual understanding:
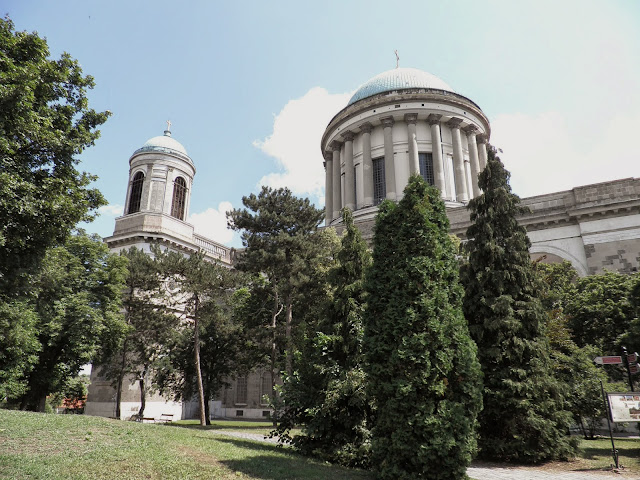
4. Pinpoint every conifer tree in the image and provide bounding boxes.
[460,148,577,462]
[276,208,373,467]
[364,176,482,480]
